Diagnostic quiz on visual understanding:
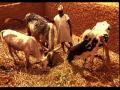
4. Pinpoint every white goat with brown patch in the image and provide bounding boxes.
[67,21,111,70]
